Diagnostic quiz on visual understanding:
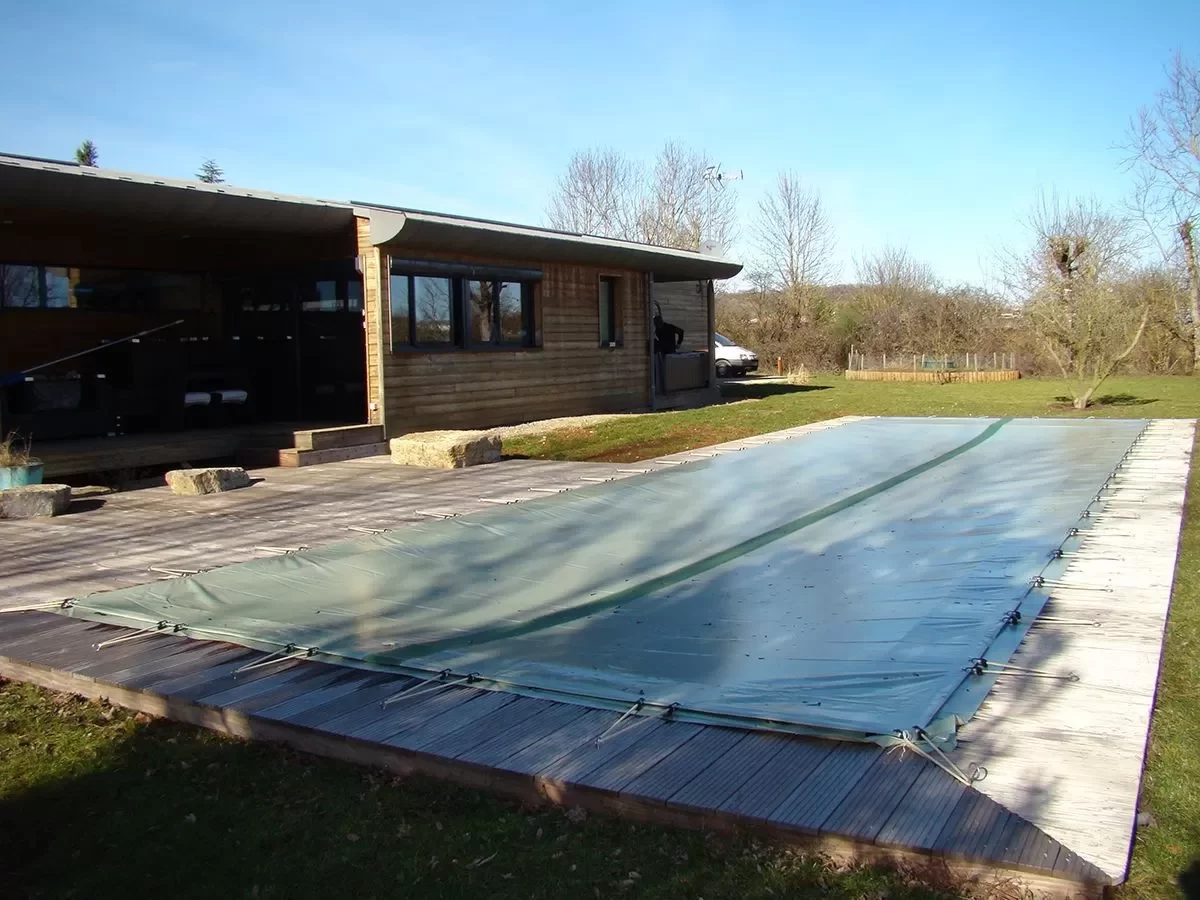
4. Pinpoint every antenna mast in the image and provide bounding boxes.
[700,164,743,255]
